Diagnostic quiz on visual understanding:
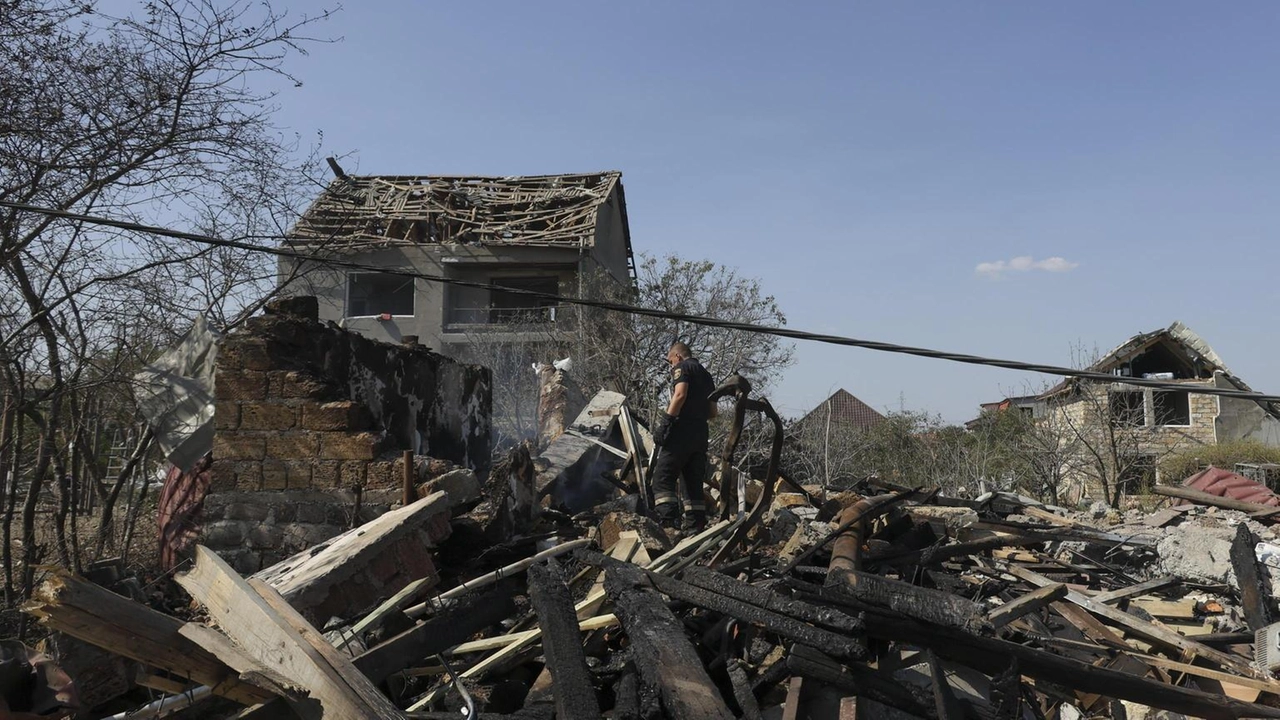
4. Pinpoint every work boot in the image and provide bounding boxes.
[681,512,707,535]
